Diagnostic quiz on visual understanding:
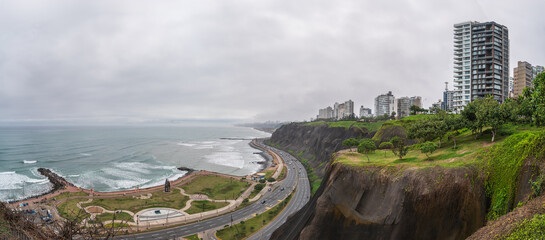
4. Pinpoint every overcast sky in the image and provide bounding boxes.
[1,0,544,124]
